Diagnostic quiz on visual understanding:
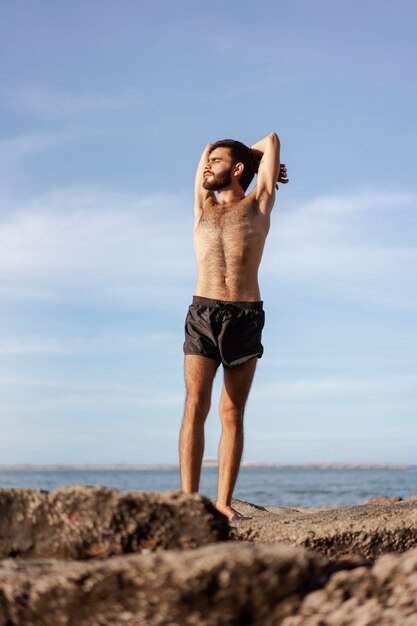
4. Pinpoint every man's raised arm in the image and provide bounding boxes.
[194,143,214,216]
[250,132,282,213]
